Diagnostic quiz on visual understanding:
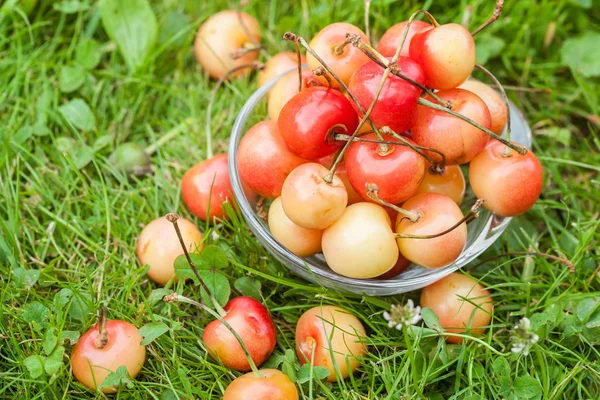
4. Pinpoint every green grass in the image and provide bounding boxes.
[1,0,600,399]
